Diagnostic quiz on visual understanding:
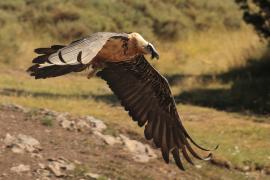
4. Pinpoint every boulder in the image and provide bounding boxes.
[85,116,107,132]
[119,134,157,163]
[10,164,30,173]
[4,133,41,154]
